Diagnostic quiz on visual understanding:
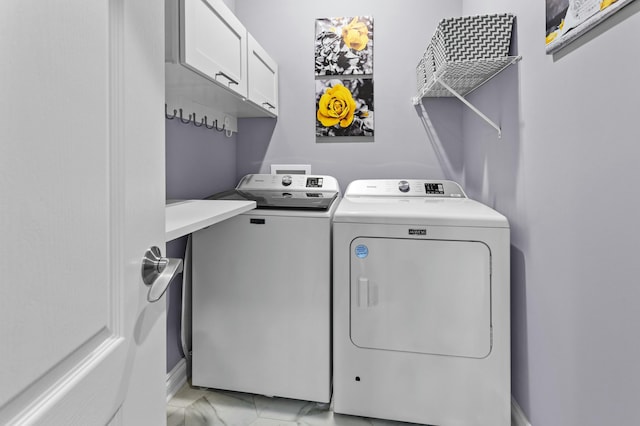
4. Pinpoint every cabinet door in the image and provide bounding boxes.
[248,33,279,116]
[181,0,247,97]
